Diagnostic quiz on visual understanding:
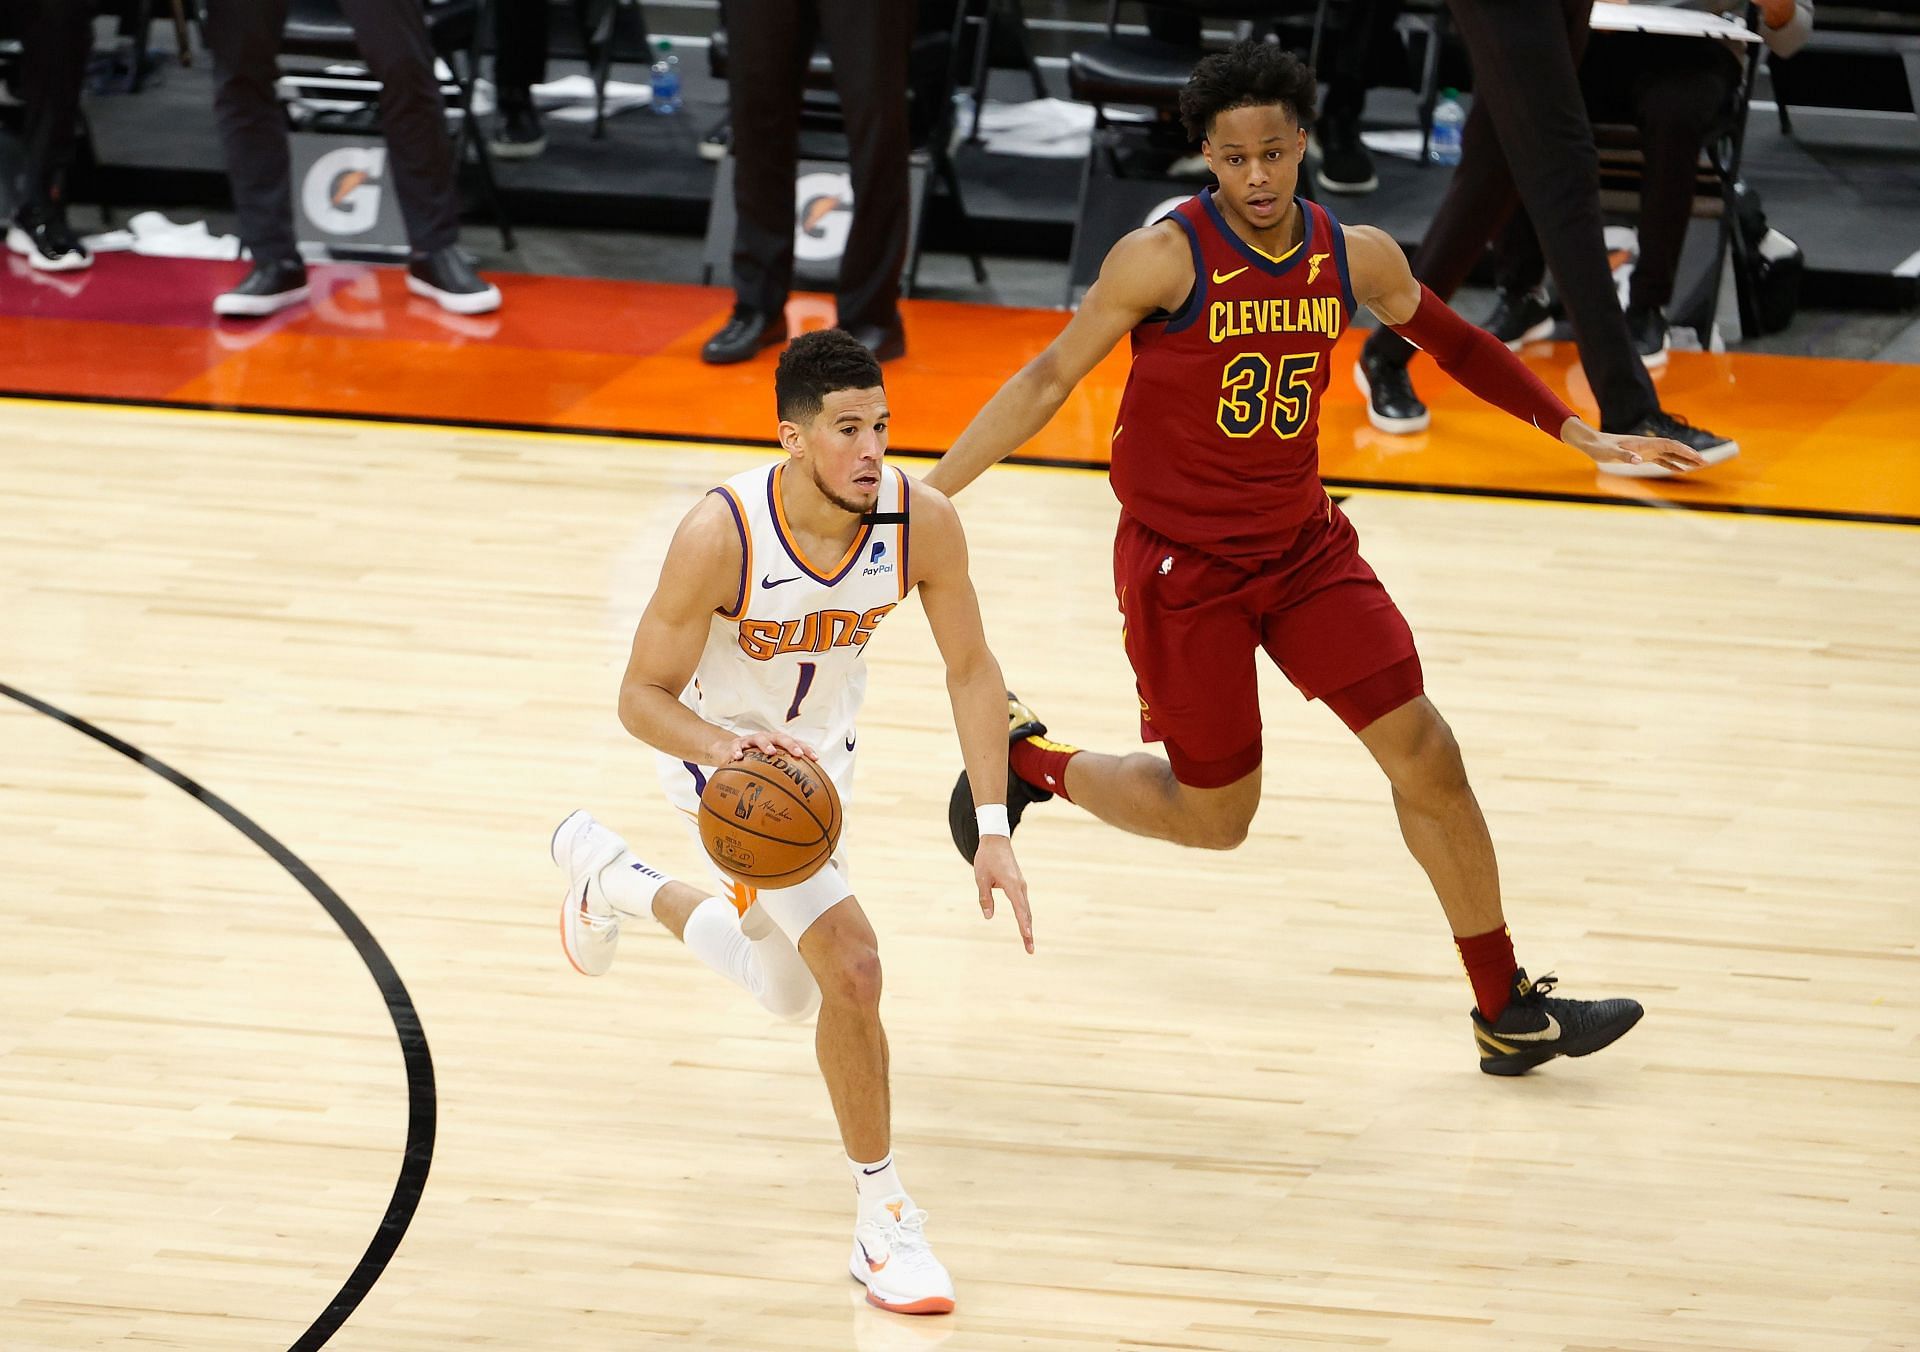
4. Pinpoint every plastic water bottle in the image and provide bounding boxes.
[1429,88,1464,166]
[650,40,681,116]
